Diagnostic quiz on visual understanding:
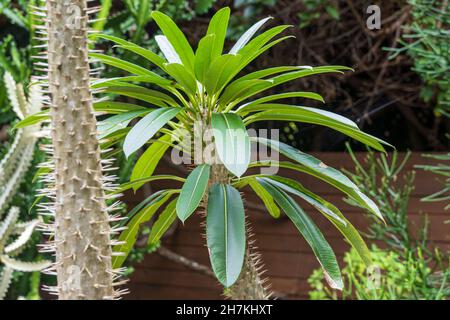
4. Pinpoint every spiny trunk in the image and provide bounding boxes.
[46,0,114,299]
[206,164,270,300]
